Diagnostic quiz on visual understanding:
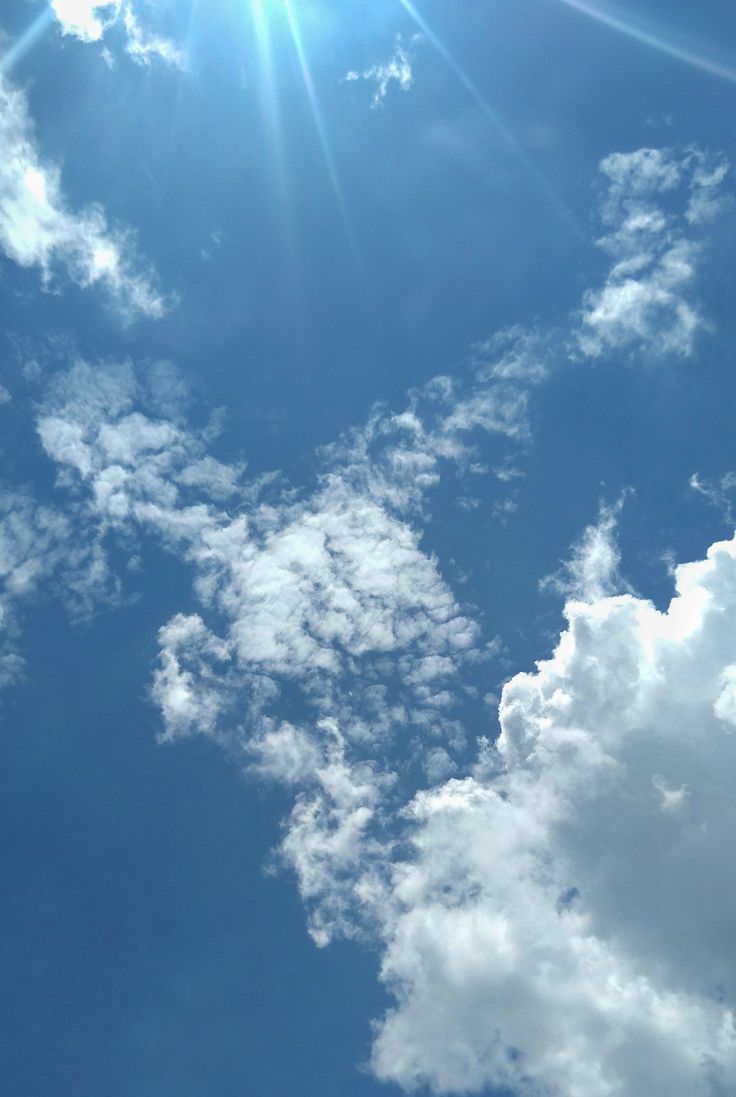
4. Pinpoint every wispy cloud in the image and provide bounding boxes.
[0,76,173,320]
[690,469,736,524]
[0,485,119,688]
[345,34,421,109]
[539,493,633,601]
